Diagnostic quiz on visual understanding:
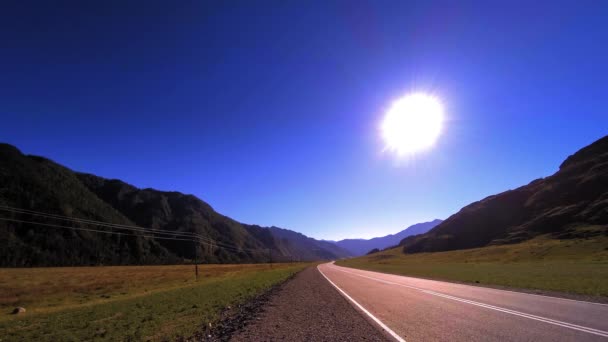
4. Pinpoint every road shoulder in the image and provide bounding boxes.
[229,266,389,341]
